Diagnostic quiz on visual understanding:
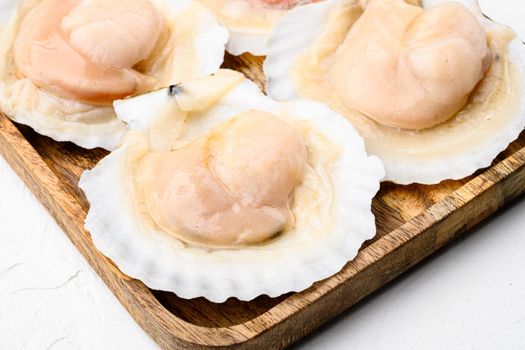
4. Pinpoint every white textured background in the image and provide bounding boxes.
[1,1,524,349]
